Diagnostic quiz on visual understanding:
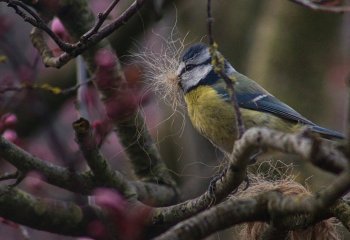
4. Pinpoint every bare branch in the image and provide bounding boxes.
[206,0,245,138]
[1,0,147,68]
[206,0,214,46]
[73,118,137,199]
[290,0,350,12]
[0,135,177,205]
[330,200,350,231]
[151,128,347,225]
[2,0,74,52]
[153,193,271,240]
[81,0,121,41]
[153,190,340,240]
[0,187,103,237]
